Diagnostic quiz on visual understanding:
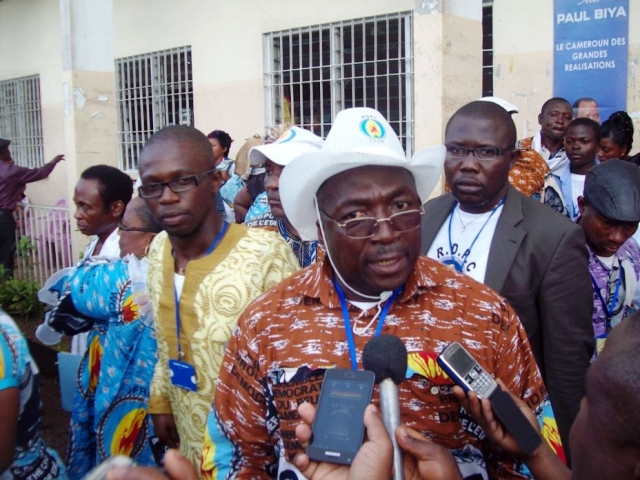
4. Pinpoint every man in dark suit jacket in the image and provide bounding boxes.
[421,101,593,458]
